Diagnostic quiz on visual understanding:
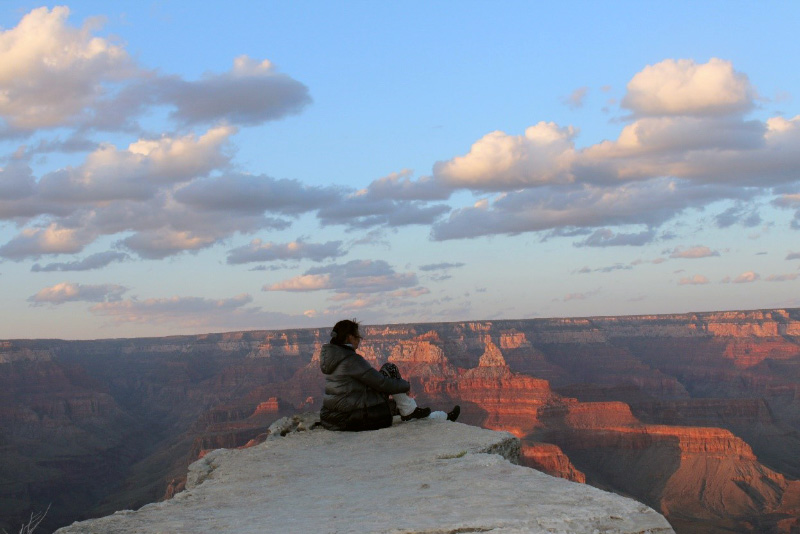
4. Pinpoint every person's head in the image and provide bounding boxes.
[330,319,362,348]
